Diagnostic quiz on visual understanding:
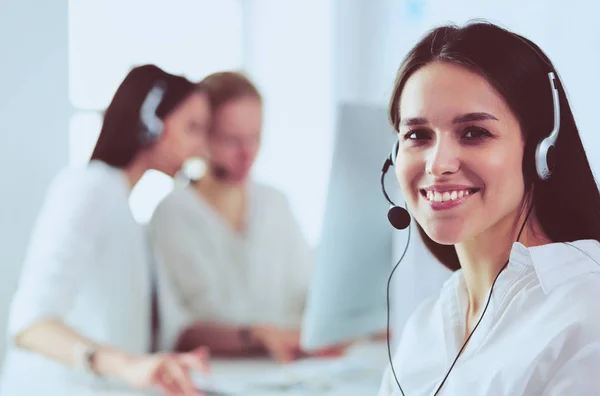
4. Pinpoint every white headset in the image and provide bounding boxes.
[139,81,167,144]
[535,72,561,180]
